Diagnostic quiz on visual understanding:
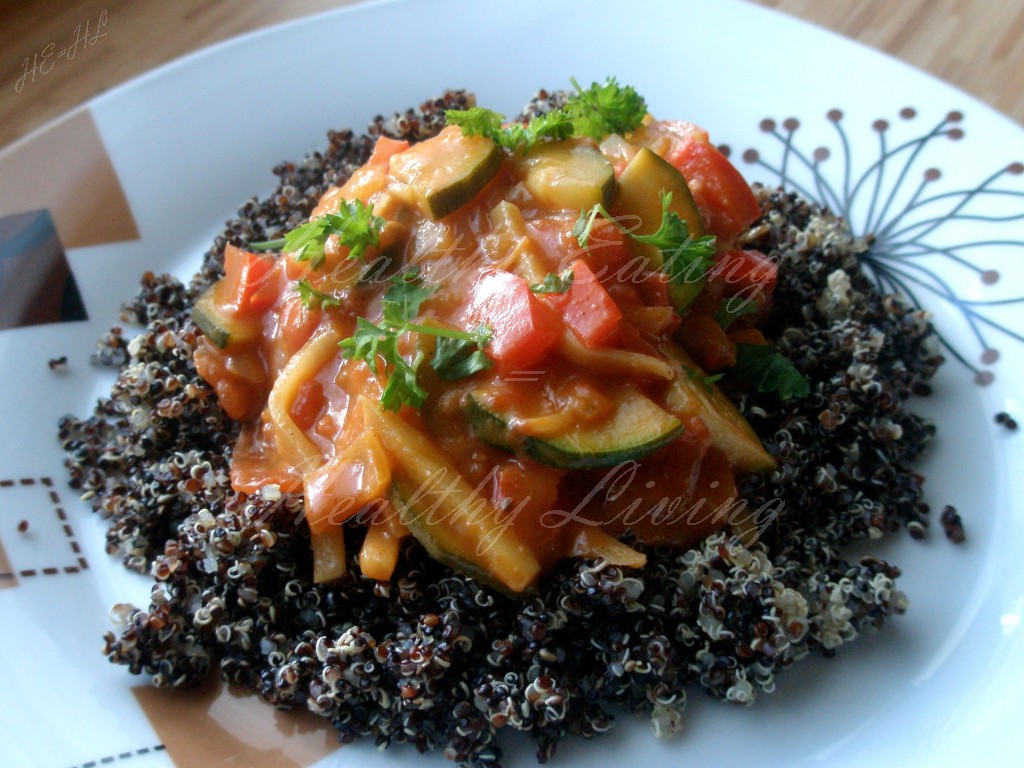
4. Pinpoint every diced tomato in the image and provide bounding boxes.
[222,243,278,316]
[669,140,762,242]
[711,249,778,296]
[526,215,630,278]
[290,379,326,431]
[544,260,622,348]
[279,294,323,355]
[677,313,737,371]
[366,136,411,169]
[464,269,563,374]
